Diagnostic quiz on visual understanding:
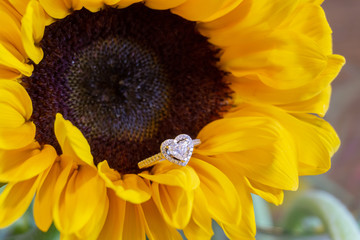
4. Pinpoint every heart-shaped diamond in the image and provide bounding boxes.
[161,134,194,166]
